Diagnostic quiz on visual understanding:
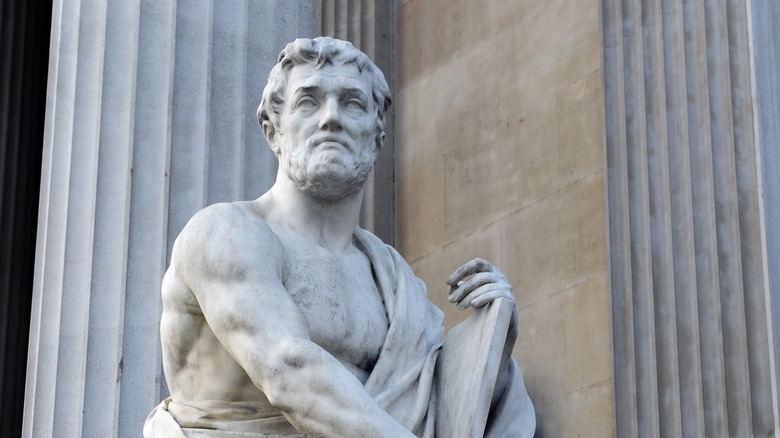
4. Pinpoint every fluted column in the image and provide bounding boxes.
[317,0,395,244]
[603,0,778,436]
[751,0,780,415]
[23,1,316,437]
